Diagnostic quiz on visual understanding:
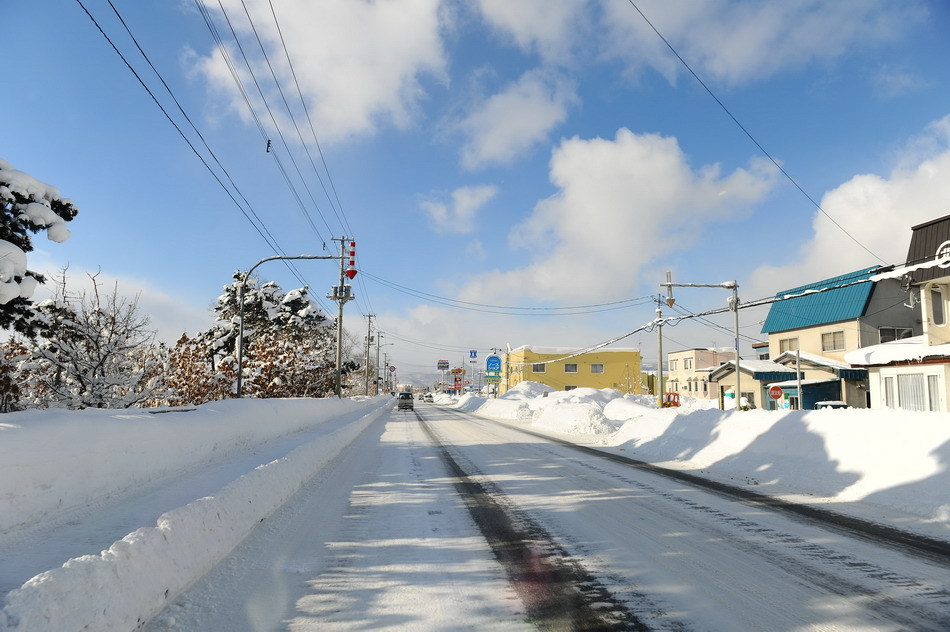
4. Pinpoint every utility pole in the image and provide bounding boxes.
[656,299,665,408]
[327,237,357,398]
[376,334,383,395]
[364,314,374,396]
[662,272,742,411]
